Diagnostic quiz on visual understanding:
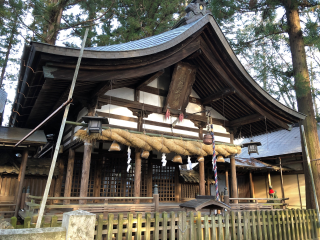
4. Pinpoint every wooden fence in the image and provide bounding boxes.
[8,209,320,240]
[94,209,319,240]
